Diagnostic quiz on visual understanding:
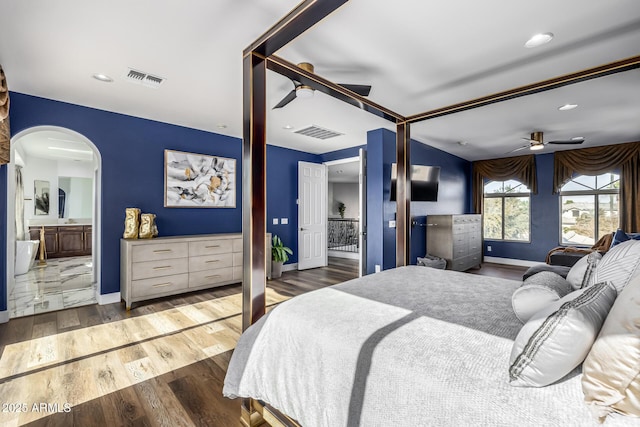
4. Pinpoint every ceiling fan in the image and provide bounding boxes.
[273,62,372,109]
[507,131,585,154]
